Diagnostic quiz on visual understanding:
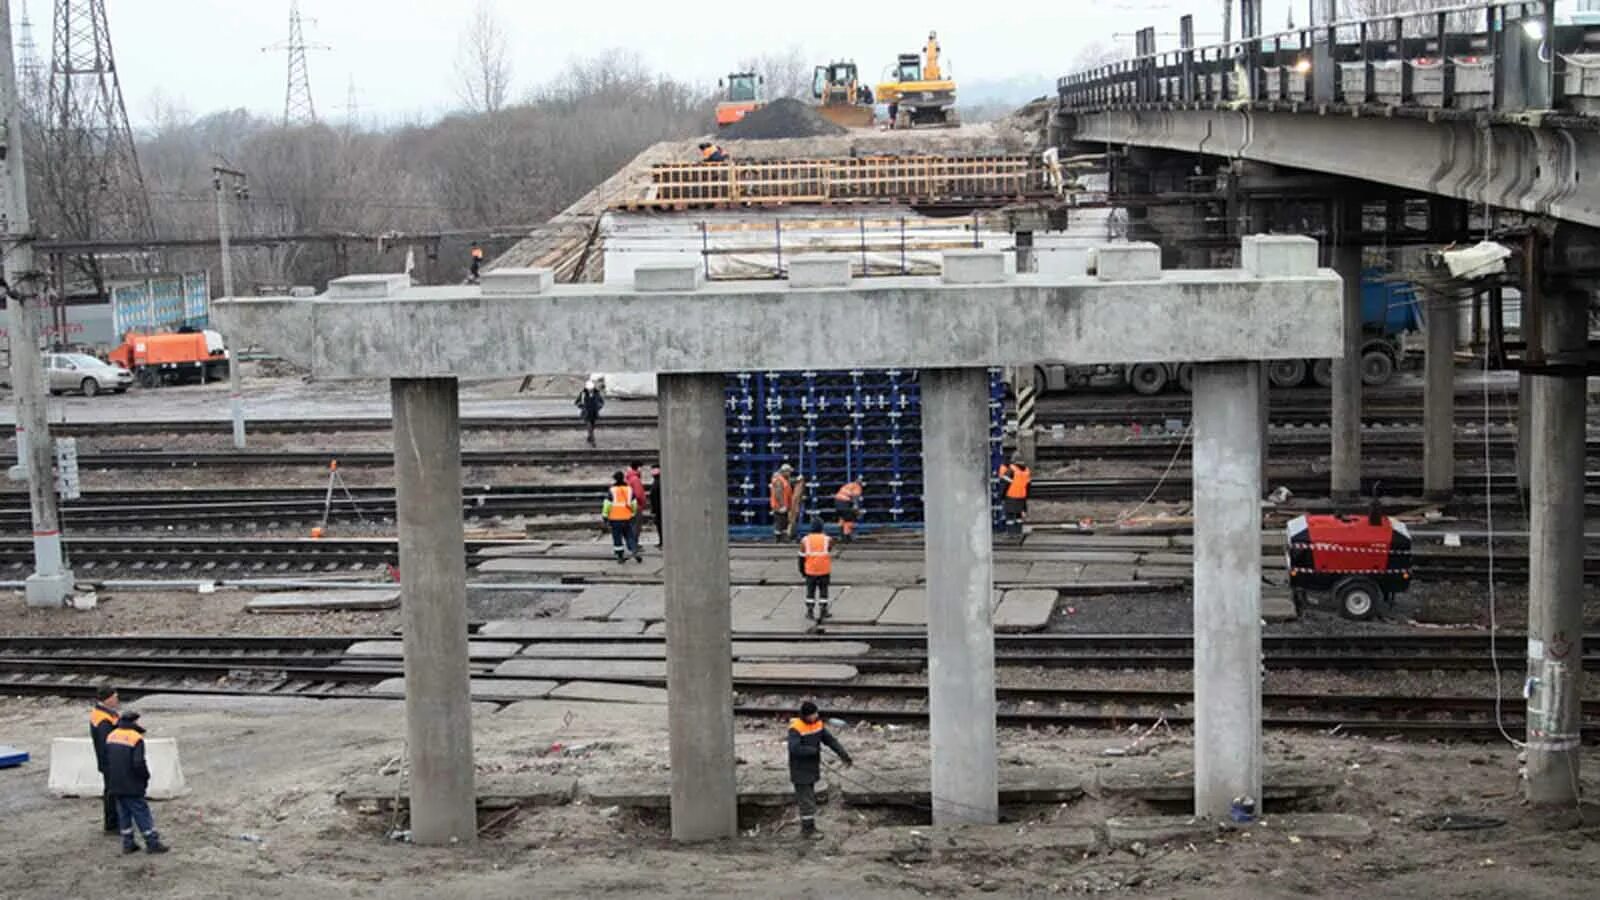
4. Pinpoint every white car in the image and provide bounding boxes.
[46,353,133,397]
